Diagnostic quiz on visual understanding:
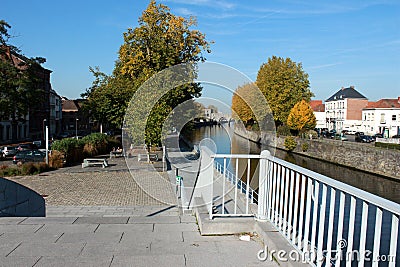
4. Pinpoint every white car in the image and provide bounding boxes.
[1,146,17,157]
